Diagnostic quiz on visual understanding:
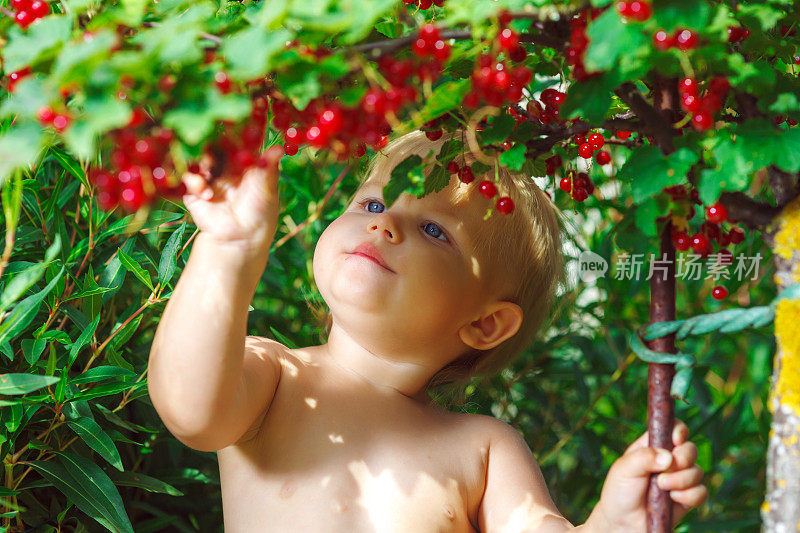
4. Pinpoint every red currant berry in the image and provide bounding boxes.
[425,129,443,141]
[29,0,48,17]
[711,285,728,300]
[214,71,231,94]
[15,9,35,28]
[653,29,675,50]
[419,23,440,43]
[498,28,519,52]
[708,76,731,97]
[587,132,604,149]
[51,113,70,132]
[284,142,299,156]
[447,161,459,174]
[728,226,744,244]
[37,105,55,124]
[498,9,512,27]
[595,150,611,165]
[690,233,711,256]
[627,0,651,21]
[432,40,451,62]
[705,201,727,224]
[496,196,514,214]
[559,177,572,192]
[615,1,633,17]
[692,111,714,131]
[672,231,691,251]
[681,93,702,113]
[412,38,431,58]
[574,133,587,145]
[675,29,699,51]
[458,165,475,184]
[727,26,751,43]
[572,187,589,202]
[617,130,631,139]
[578,143,594,159]
[478,180,497,199]
[678,77,698,96]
